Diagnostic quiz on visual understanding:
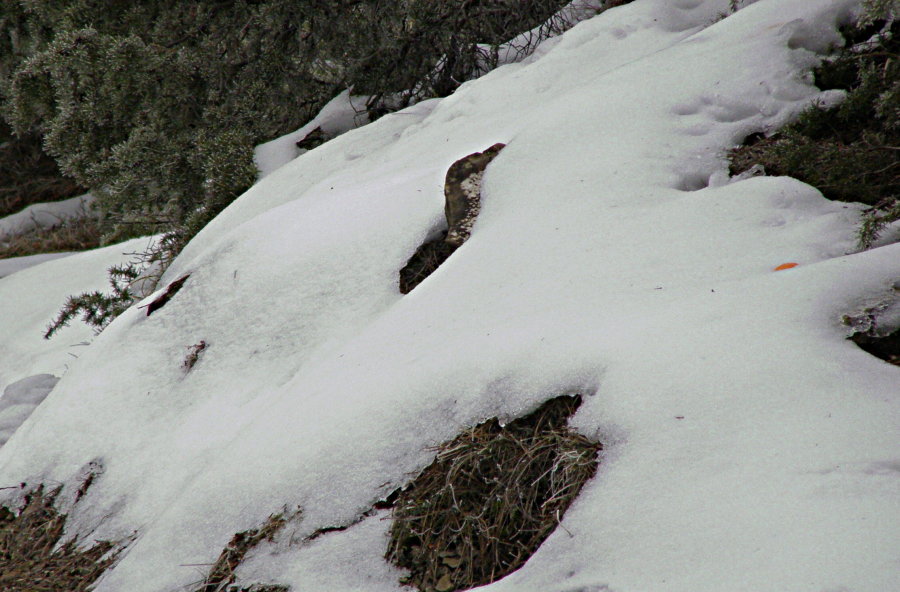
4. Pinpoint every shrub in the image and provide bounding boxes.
[43,257,160,339]
[729,11,899,248]
[0,122,84,219]
[4,0,600,336]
